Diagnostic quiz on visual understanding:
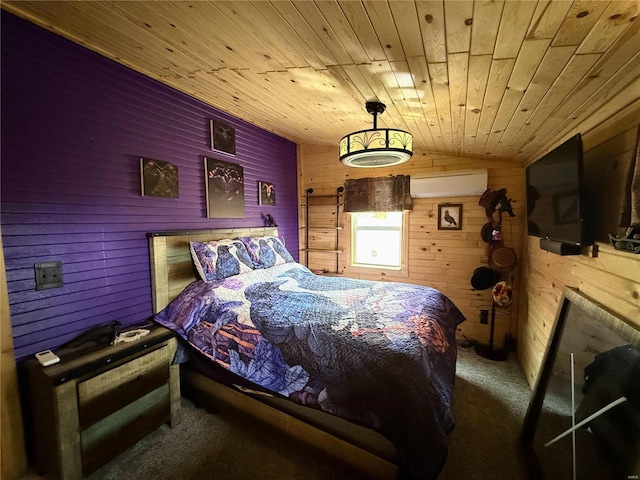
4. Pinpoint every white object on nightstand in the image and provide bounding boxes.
[35,350,60,367]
